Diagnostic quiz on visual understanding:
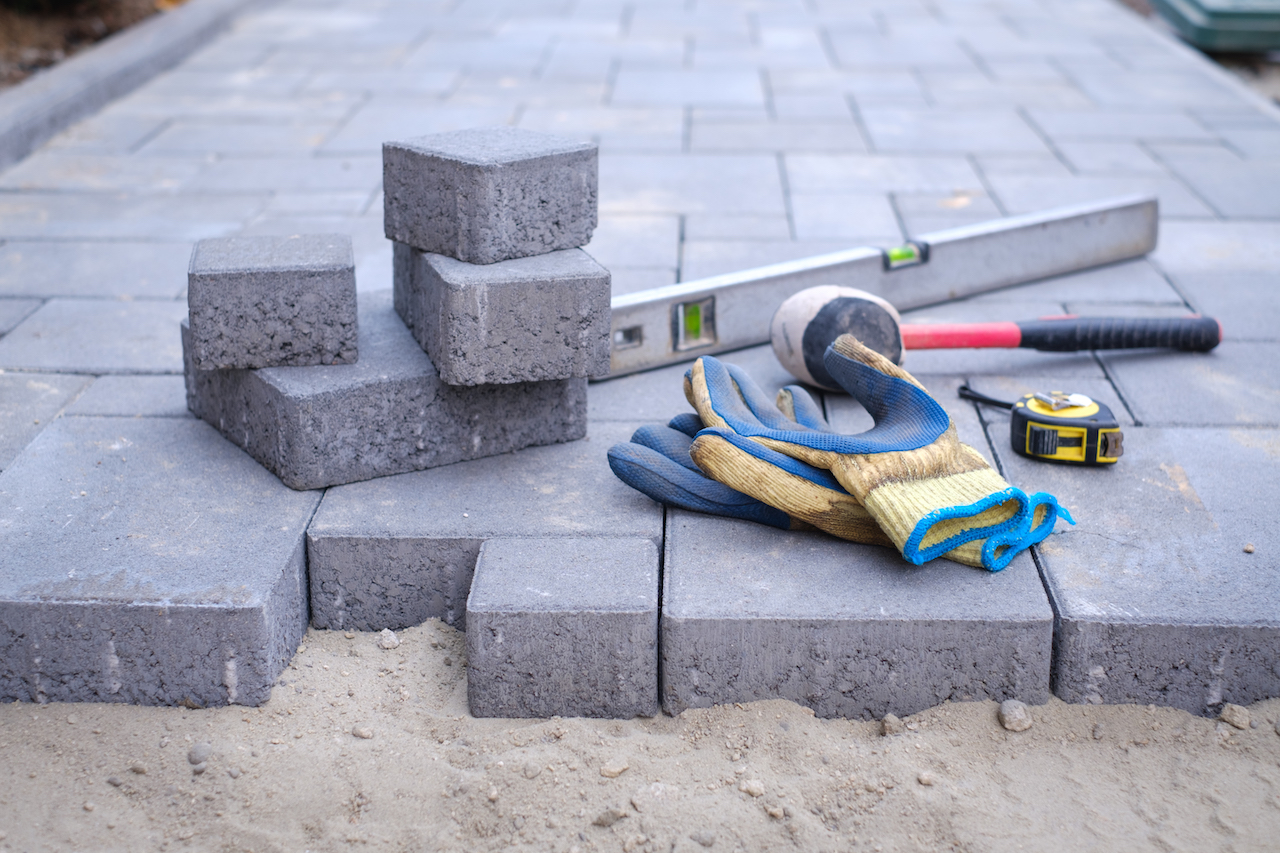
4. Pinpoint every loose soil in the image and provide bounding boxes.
[0,0,167,89]
[1,622,1278,852]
